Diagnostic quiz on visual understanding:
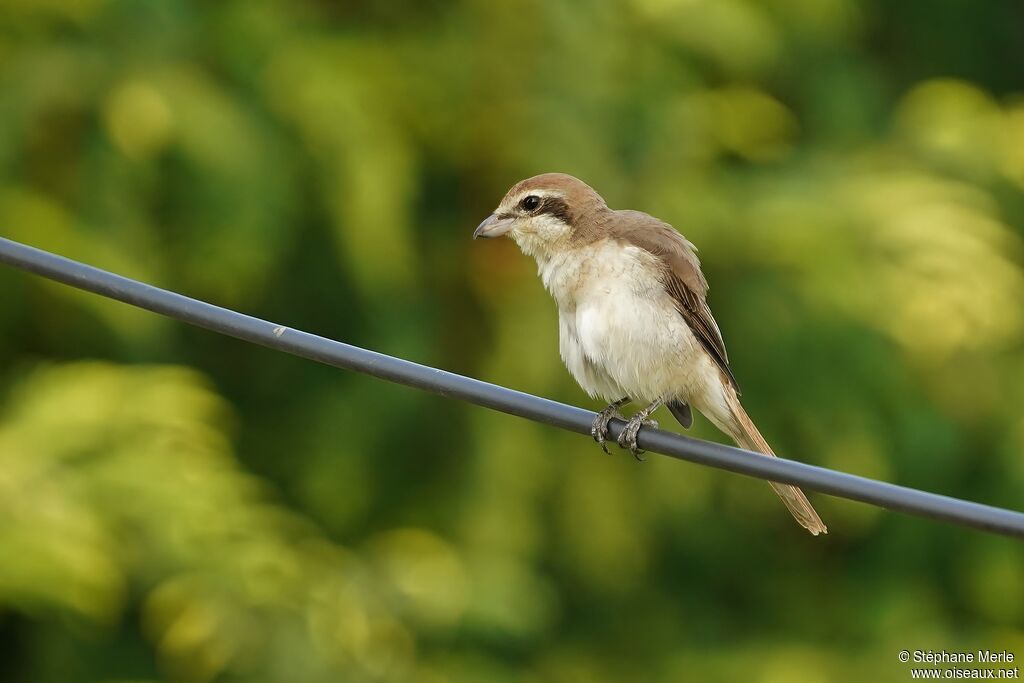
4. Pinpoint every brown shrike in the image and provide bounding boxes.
[474,173,826,535]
